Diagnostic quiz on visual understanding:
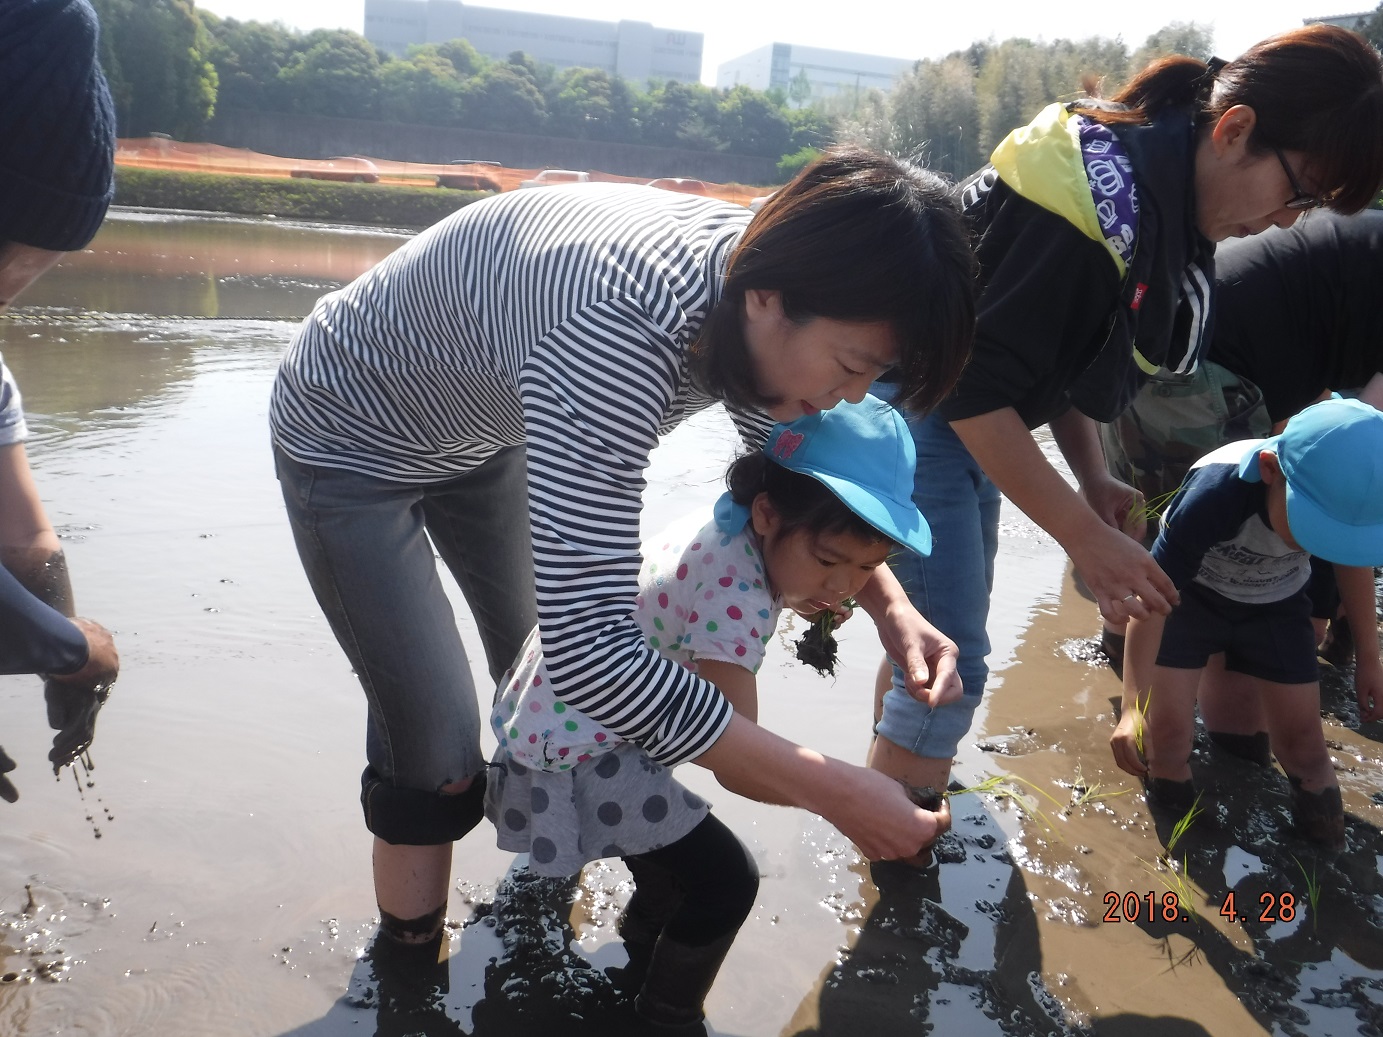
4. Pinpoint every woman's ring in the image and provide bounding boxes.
[1122,594,1137,602]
